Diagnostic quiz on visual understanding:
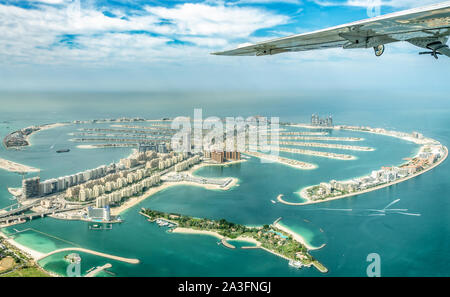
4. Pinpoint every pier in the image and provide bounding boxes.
[220,239,236,249]
[85,263,112,277]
